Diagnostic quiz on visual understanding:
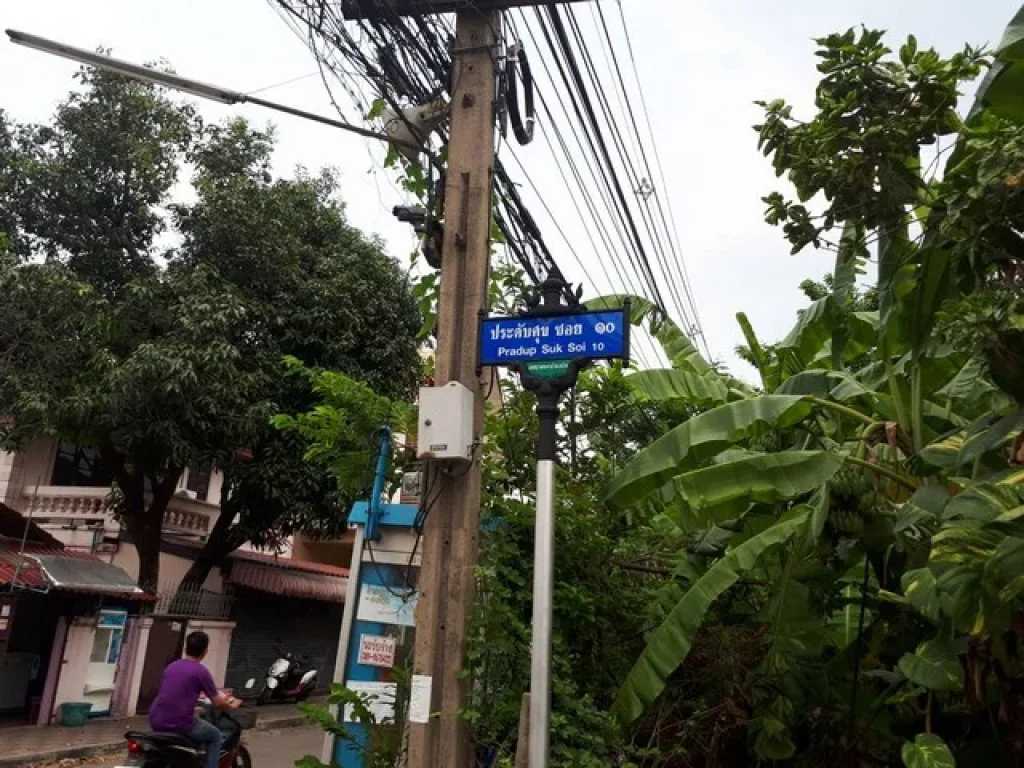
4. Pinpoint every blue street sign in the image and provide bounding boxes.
[479,309,629,367]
